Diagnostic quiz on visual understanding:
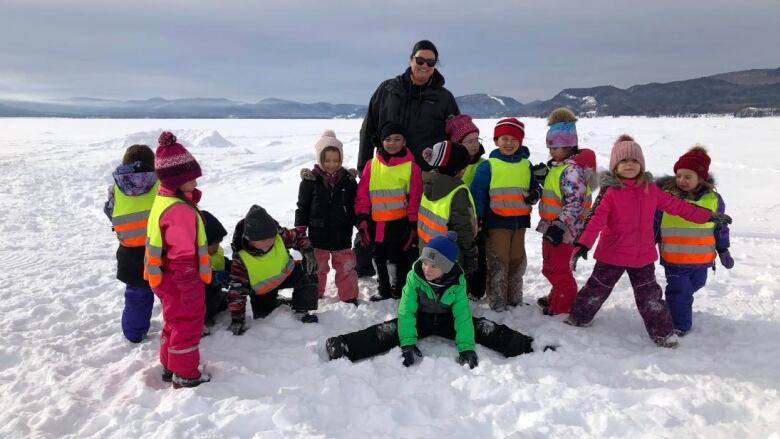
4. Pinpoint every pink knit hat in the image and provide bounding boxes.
[314,129,343,167]
[154,131,202,190]
[445,114,479,143]
[609,134,645,173]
